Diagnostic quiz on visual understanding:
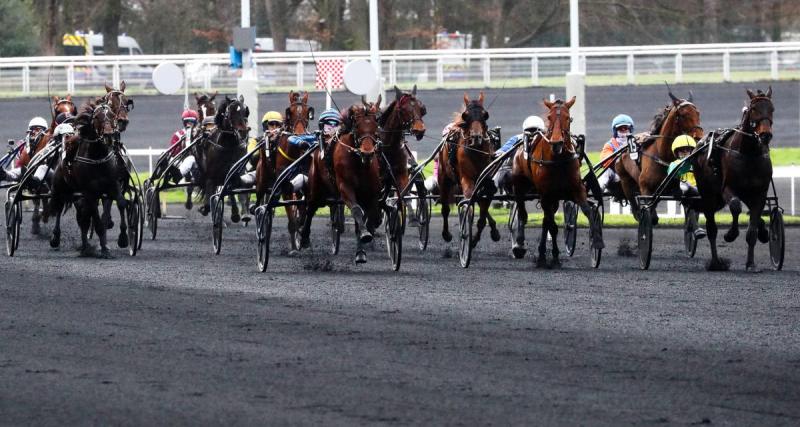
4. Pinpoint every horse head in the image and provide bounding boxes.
[664,89,703,141]
[102,81,132,132]
[542,96,576,156]
[285,91,314,135]
[52,94,77,127]
[217,95,250,137]
[90,103,119,146]
[744,87,774,145]
[344,96,382,163]
[195,91,218,122]
[460,92,489,148]
[385,85,426,141]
